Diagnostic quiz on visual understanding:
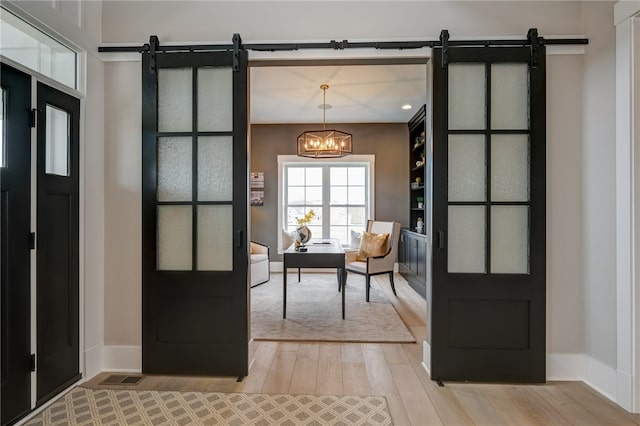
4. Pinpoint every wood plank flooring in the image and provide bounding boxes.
[87,273,640,425]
